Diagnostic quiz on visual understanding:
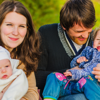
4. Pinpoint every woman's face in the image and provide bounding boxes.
[0,12,27,49]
